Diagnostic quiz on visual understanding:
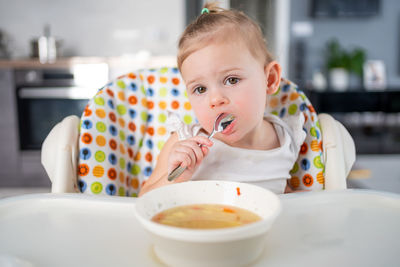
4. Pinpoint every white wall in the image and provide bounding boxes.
[0,0,185,58]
